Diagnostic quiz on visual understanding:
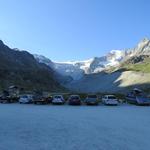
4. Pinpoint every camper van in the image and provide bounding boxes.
[126,88,150,105]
